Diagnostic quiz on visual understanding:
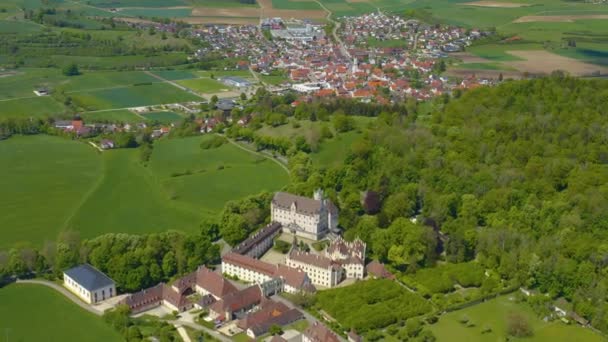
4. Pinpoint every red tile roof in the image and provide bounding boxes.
[303,322,340,342]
